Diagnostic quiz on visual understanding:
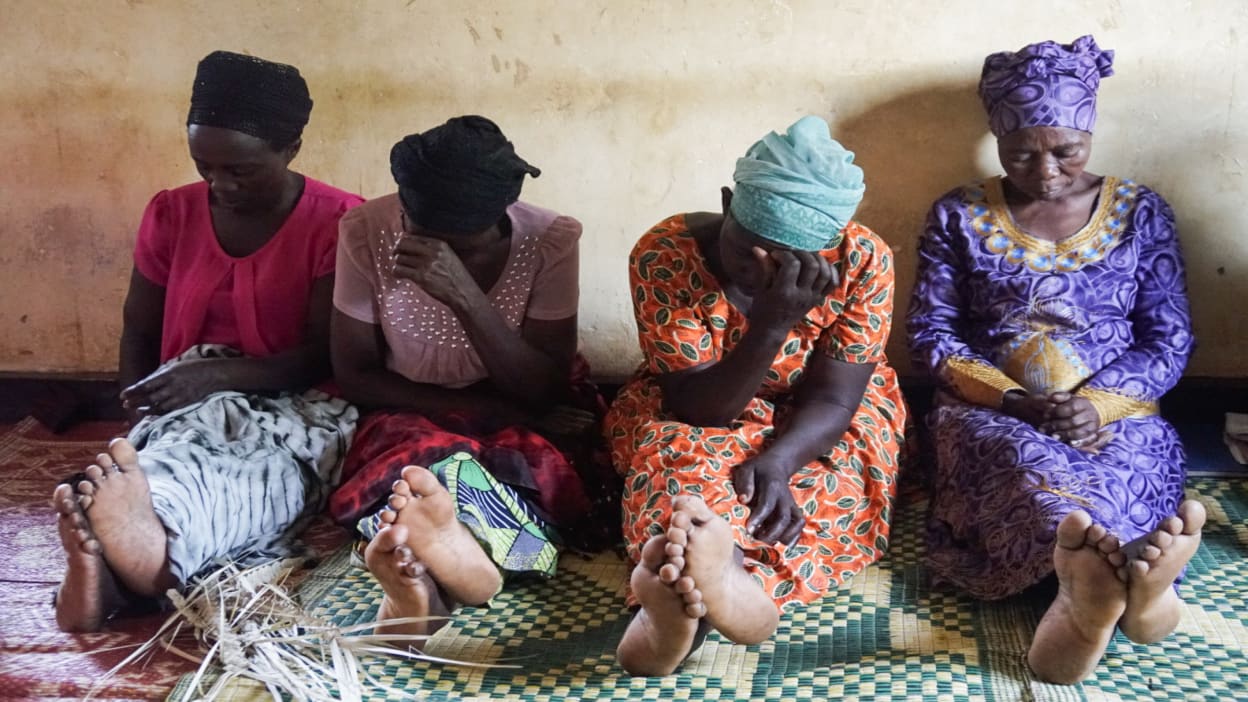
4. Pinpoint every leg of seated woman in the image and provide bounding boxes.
[364,522,453,647]
[666,496,778,644]
[618,496,779,676]
[52,482,129,632]
[1027,510,1127,684]
[377,465,501,606]
[1117,499,1205,644]
[617,532,707,676]
[73,439,177,598]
